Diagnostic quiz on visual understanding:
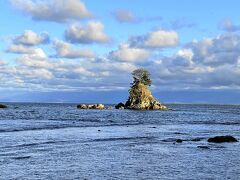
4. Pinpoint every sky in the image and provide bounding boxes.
[0,0,240,104]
